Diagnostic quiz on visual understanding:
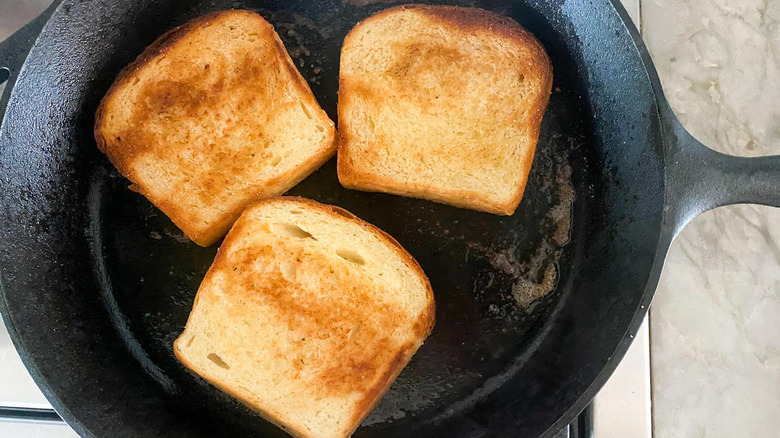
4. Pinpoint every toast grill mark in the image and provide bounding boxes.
[214,241,409,397]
